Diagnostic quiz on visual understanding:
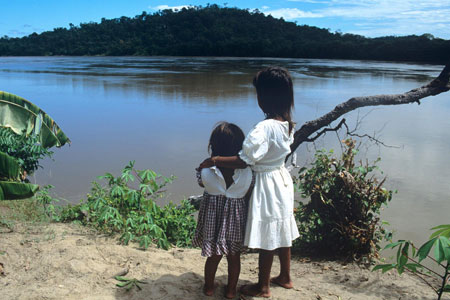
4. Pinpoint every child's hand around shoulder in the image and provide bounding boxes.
[197,157,216,170]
